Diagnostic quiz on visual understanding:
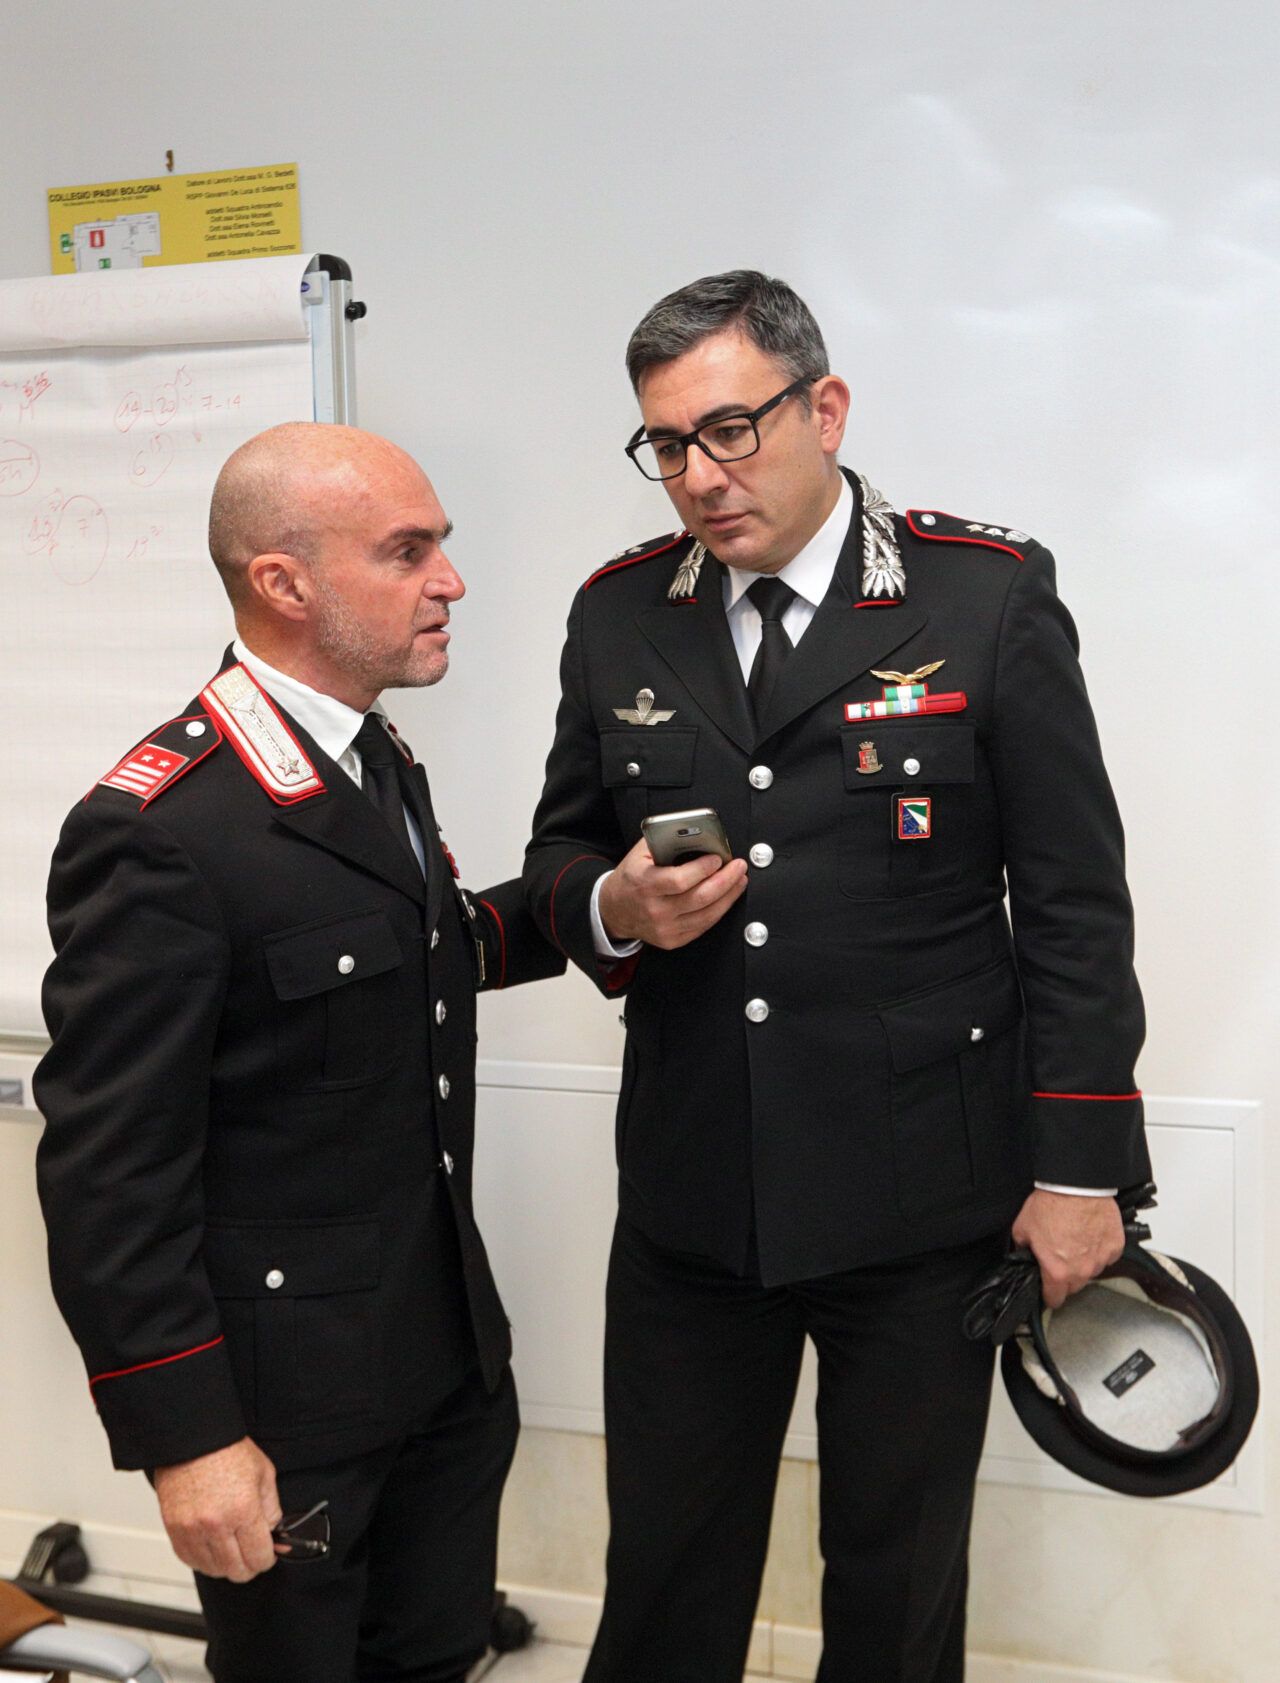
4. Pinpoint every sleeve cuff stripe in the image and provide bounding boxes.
[478,898,506,989]
[90,1336,224,1390]
[1032,1090,1142,1101]
[549,854,607,950]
